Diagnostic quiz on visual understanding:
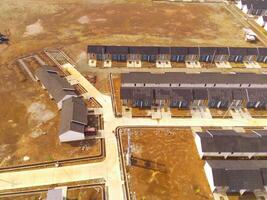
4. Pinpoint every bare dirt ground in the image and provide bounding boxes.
[0,0,262,66]
[2,185,103,200]
[0,67,102,168]
[120,127,213,200]
[67,185,103,200]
